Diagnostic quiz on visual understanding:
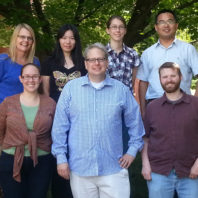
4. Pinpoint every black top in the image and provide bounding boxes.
[41,57,87,102]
